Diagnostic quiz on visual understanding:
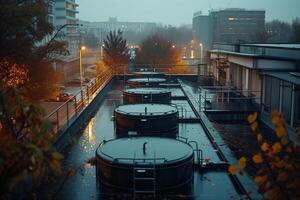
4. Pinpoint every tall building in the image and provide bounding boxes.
[79,17,157,44]
[211,9,265,43]
[193,9,265,51]
[48,1,55,25]
[192,11,214,53]
[54,0,79,58]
